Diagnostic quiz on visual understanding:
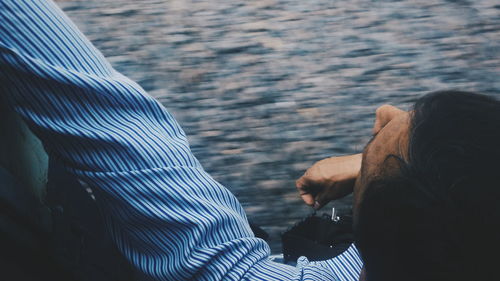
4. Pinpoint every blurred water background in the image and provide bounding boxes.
[56,0,499,252]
